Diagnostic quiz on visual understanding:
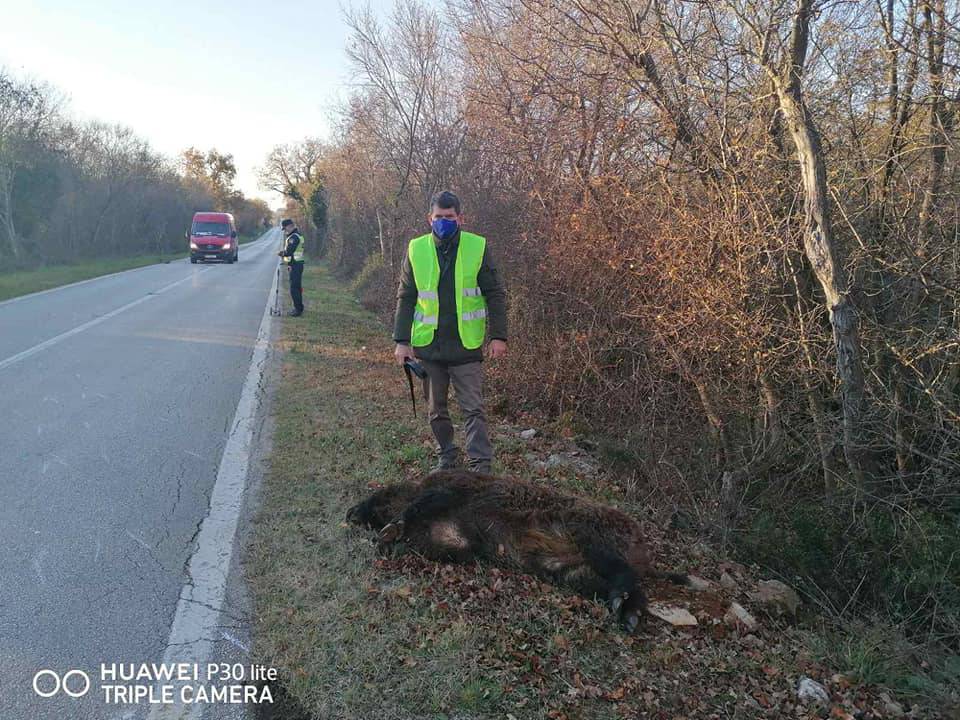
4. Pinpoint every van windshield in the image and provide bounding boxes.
[192,222,229,236]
